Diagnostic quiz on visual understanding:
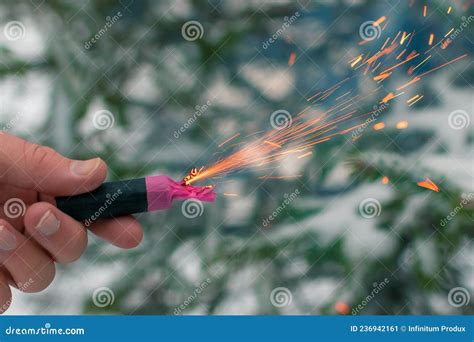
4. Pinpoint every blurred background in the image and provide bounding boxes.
[0,0,472,315]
